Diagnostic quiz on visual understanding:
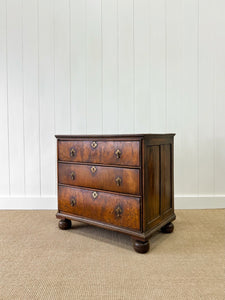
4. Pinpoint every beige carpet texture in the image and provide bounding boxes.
[0,209,224,300]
